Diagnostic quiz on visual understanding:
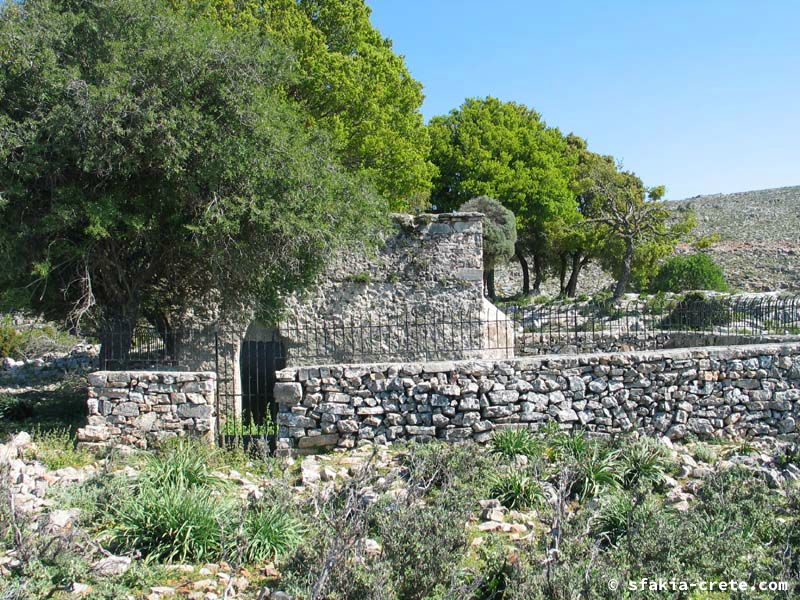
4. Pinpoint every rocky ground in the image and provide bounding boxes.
[670,185,800,292]
[2,430,799,599]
